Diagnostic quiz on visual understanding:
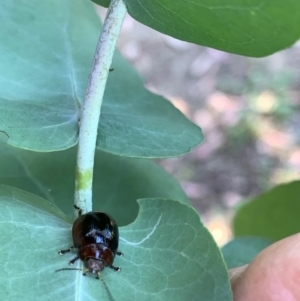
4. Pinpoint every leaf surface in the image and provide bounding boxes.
[125,0,300,57]
[0,186,232,301]
[0,141,189,225]
[93,0,110,7]
[233,181,300,241]
[0,0,202,157]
